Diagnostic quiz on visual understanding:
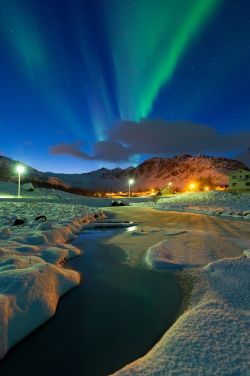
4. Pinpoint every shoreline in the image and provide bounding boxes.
[0,198,249,375]
[0,199,104,359]
[103,206,250,375]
